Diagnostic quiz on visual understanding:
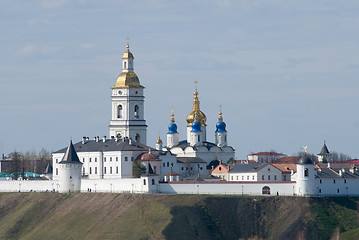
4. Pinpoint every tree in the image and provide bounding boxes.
[132,159,146,178]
